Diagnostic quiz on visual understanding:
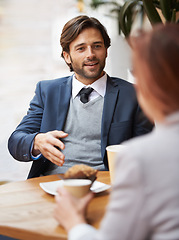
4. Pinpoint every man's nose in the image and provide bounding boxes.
[86,46,95,58]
